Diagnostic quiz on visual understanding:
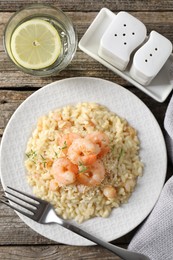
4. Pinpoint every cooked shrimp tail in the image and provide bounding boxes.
[51,158,78,186]
[77,160,105,187]
[86,131,110,158]
[67,138,100,165]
